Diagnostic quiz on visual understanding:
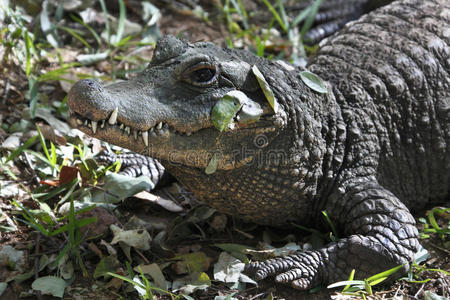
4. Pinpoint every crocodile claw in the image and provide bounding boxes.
[245,251,323,290]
